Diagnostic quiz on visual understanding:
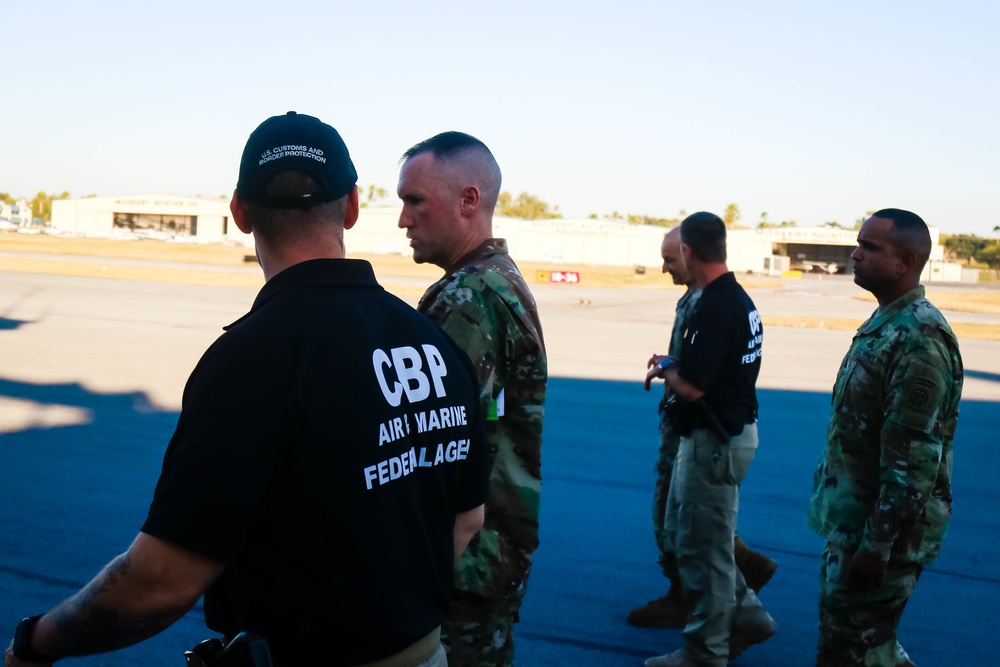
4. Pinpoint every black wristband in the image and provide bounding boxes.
[12,614,61,663]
